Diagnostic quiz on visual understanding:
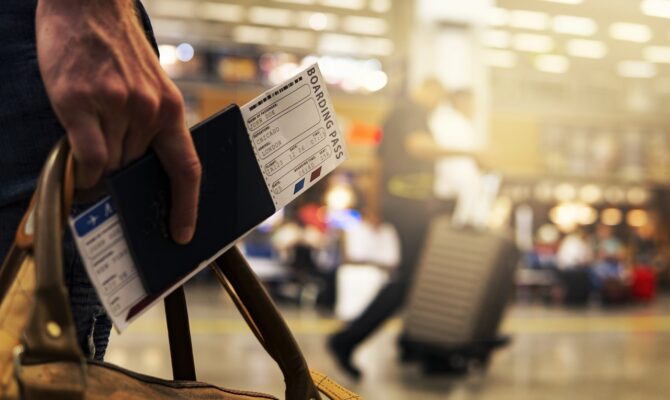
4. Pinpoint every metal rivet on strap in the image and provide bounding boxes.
[46,321,62,338]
